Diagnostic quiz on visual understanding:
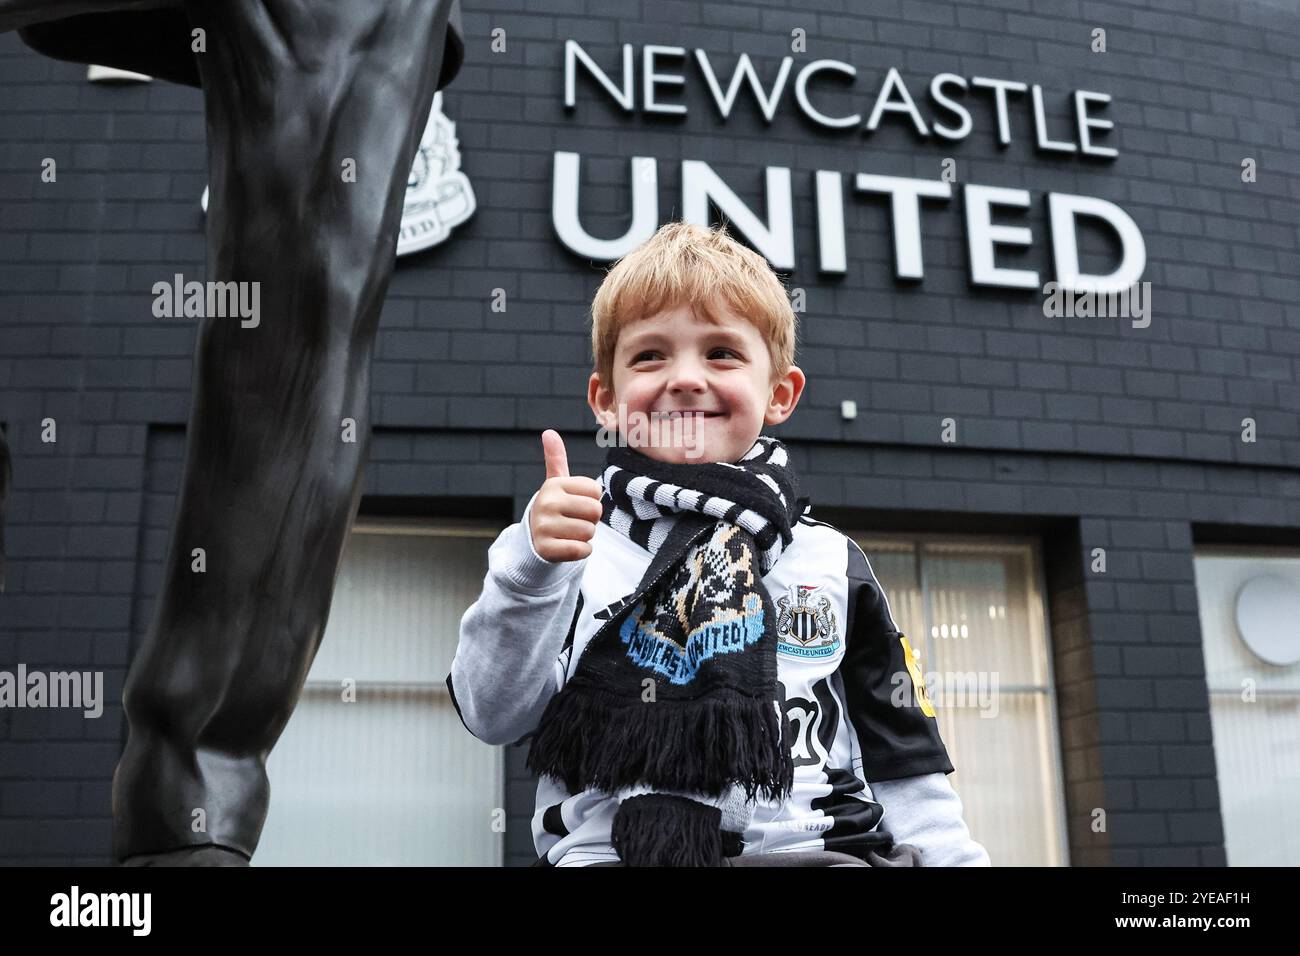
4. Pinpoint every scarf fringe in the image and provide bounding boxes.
[526,678,796,803]
[611,793,723,867]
